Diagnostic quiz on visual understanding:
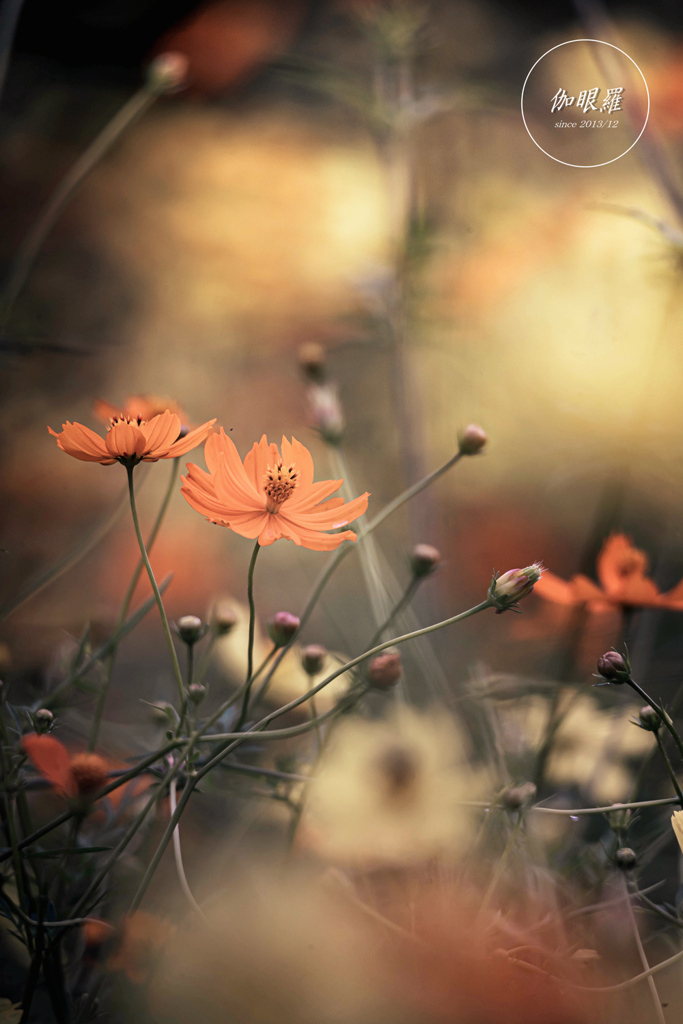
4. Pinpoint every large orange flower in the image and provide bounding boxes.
[535,533,683,613]
[48,409,215,466]
[182,430,369,550]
